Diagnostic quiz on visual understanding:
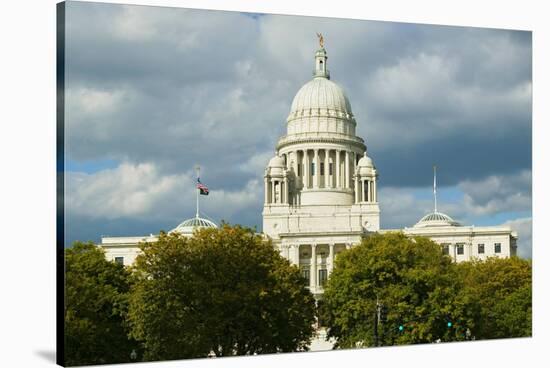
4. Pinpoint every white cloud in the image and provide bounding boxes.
[378,187,432,229]
[67,87,128,116]
[379,170,531,229]
[66,162,263,225]
[66,162,190,219]
[238,151,274,175]
[458,170,531,216]
[503,217,532,258]
[62,3,532,244]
